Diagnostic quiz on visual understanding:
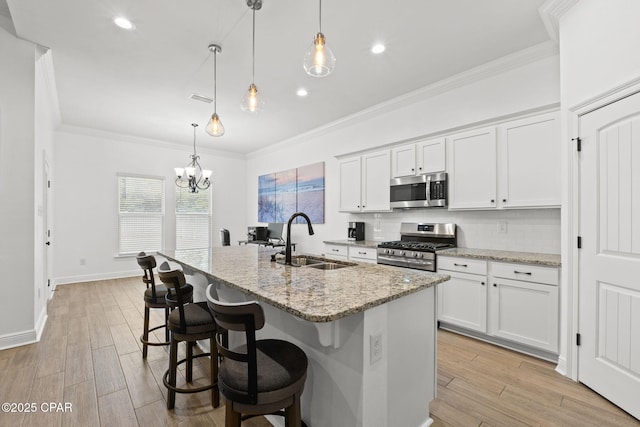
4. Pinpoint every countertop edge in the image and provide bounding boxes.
[437,248,561,267]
